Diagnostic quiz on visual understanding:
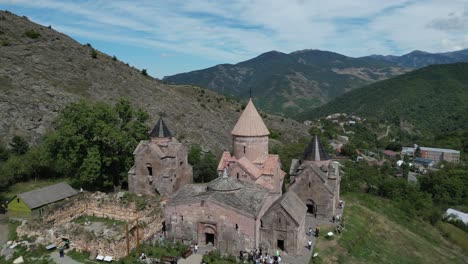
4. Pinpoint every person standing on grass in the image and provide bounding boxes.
[315,226,320,238]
